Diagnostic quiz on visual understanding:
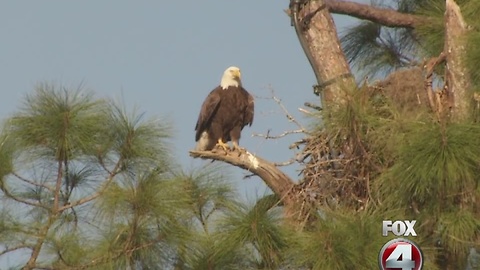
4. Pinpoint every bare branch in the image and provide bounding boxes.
[268,87,306,131]
[189,149,298,214]
[252,129,304,140]
[324,0,426,28]
[273,159,297,167]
